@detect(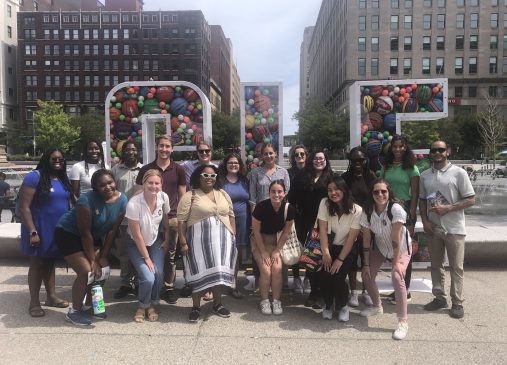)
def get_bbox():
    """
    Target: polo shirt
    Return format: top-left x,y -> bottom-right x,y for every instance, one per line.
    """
317,199 -> 362,246
136,159 -> 186,218
125,191 -> 170,246
419,162 -> 475,235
